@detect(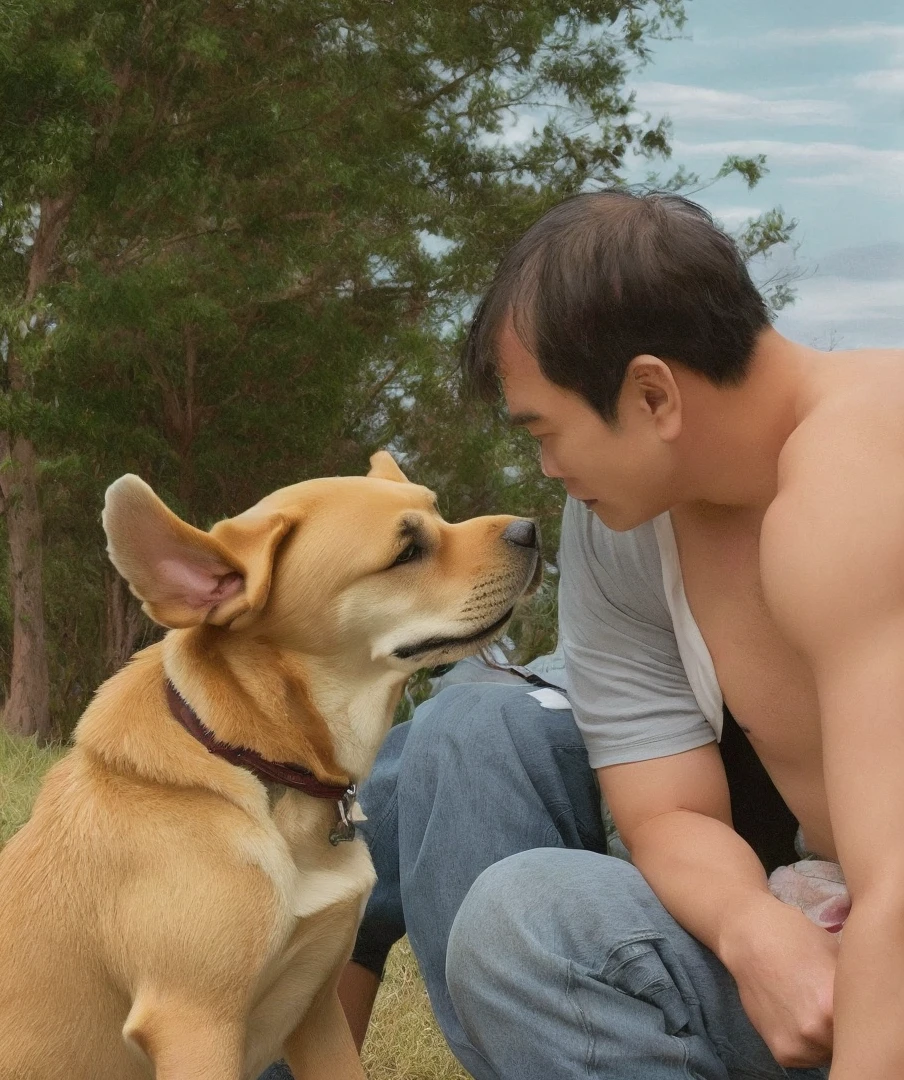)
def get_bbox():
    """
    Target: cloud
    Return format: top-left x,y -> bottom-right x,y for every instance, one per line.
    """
633,82 -> 851,125
776,275 -> 904,349
852,68 -> 904,93
674,138 -> 902,168
673,138 -> 904,197
748,23 -> 904,47
814,243 -> 904,280
773,244 -> 904,349
709,205 -> 764,227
